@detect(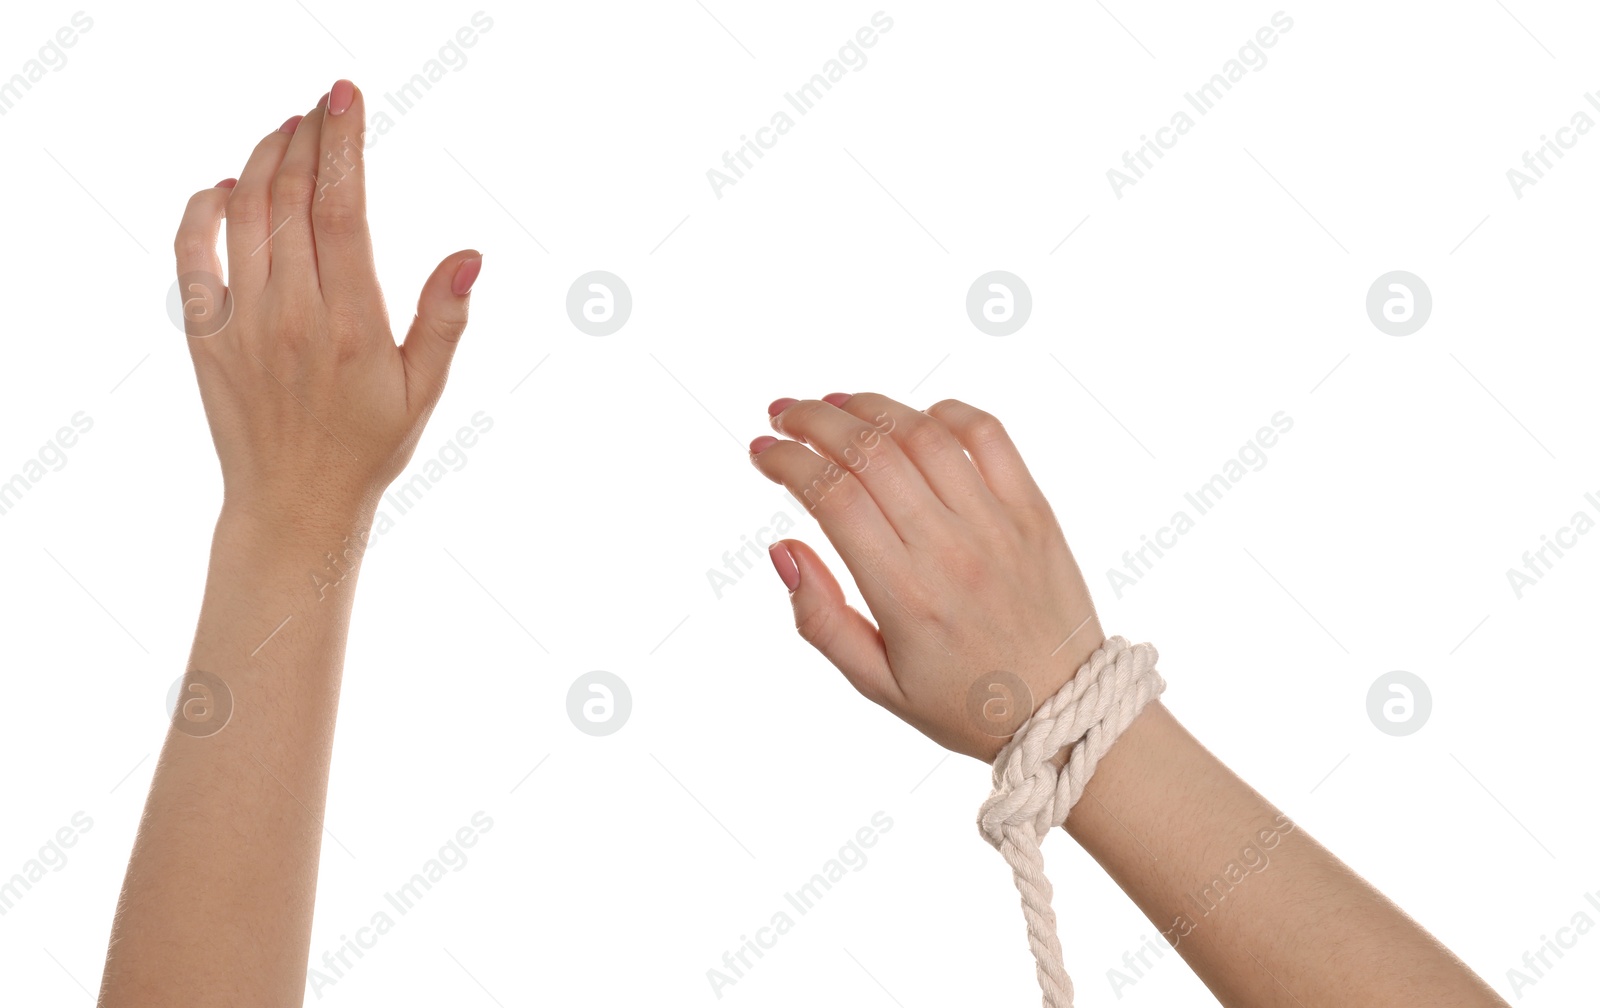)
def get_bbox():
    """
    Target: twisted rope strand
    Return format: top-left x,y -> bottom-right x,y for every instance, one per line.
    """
977,636 -> 1166,1007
